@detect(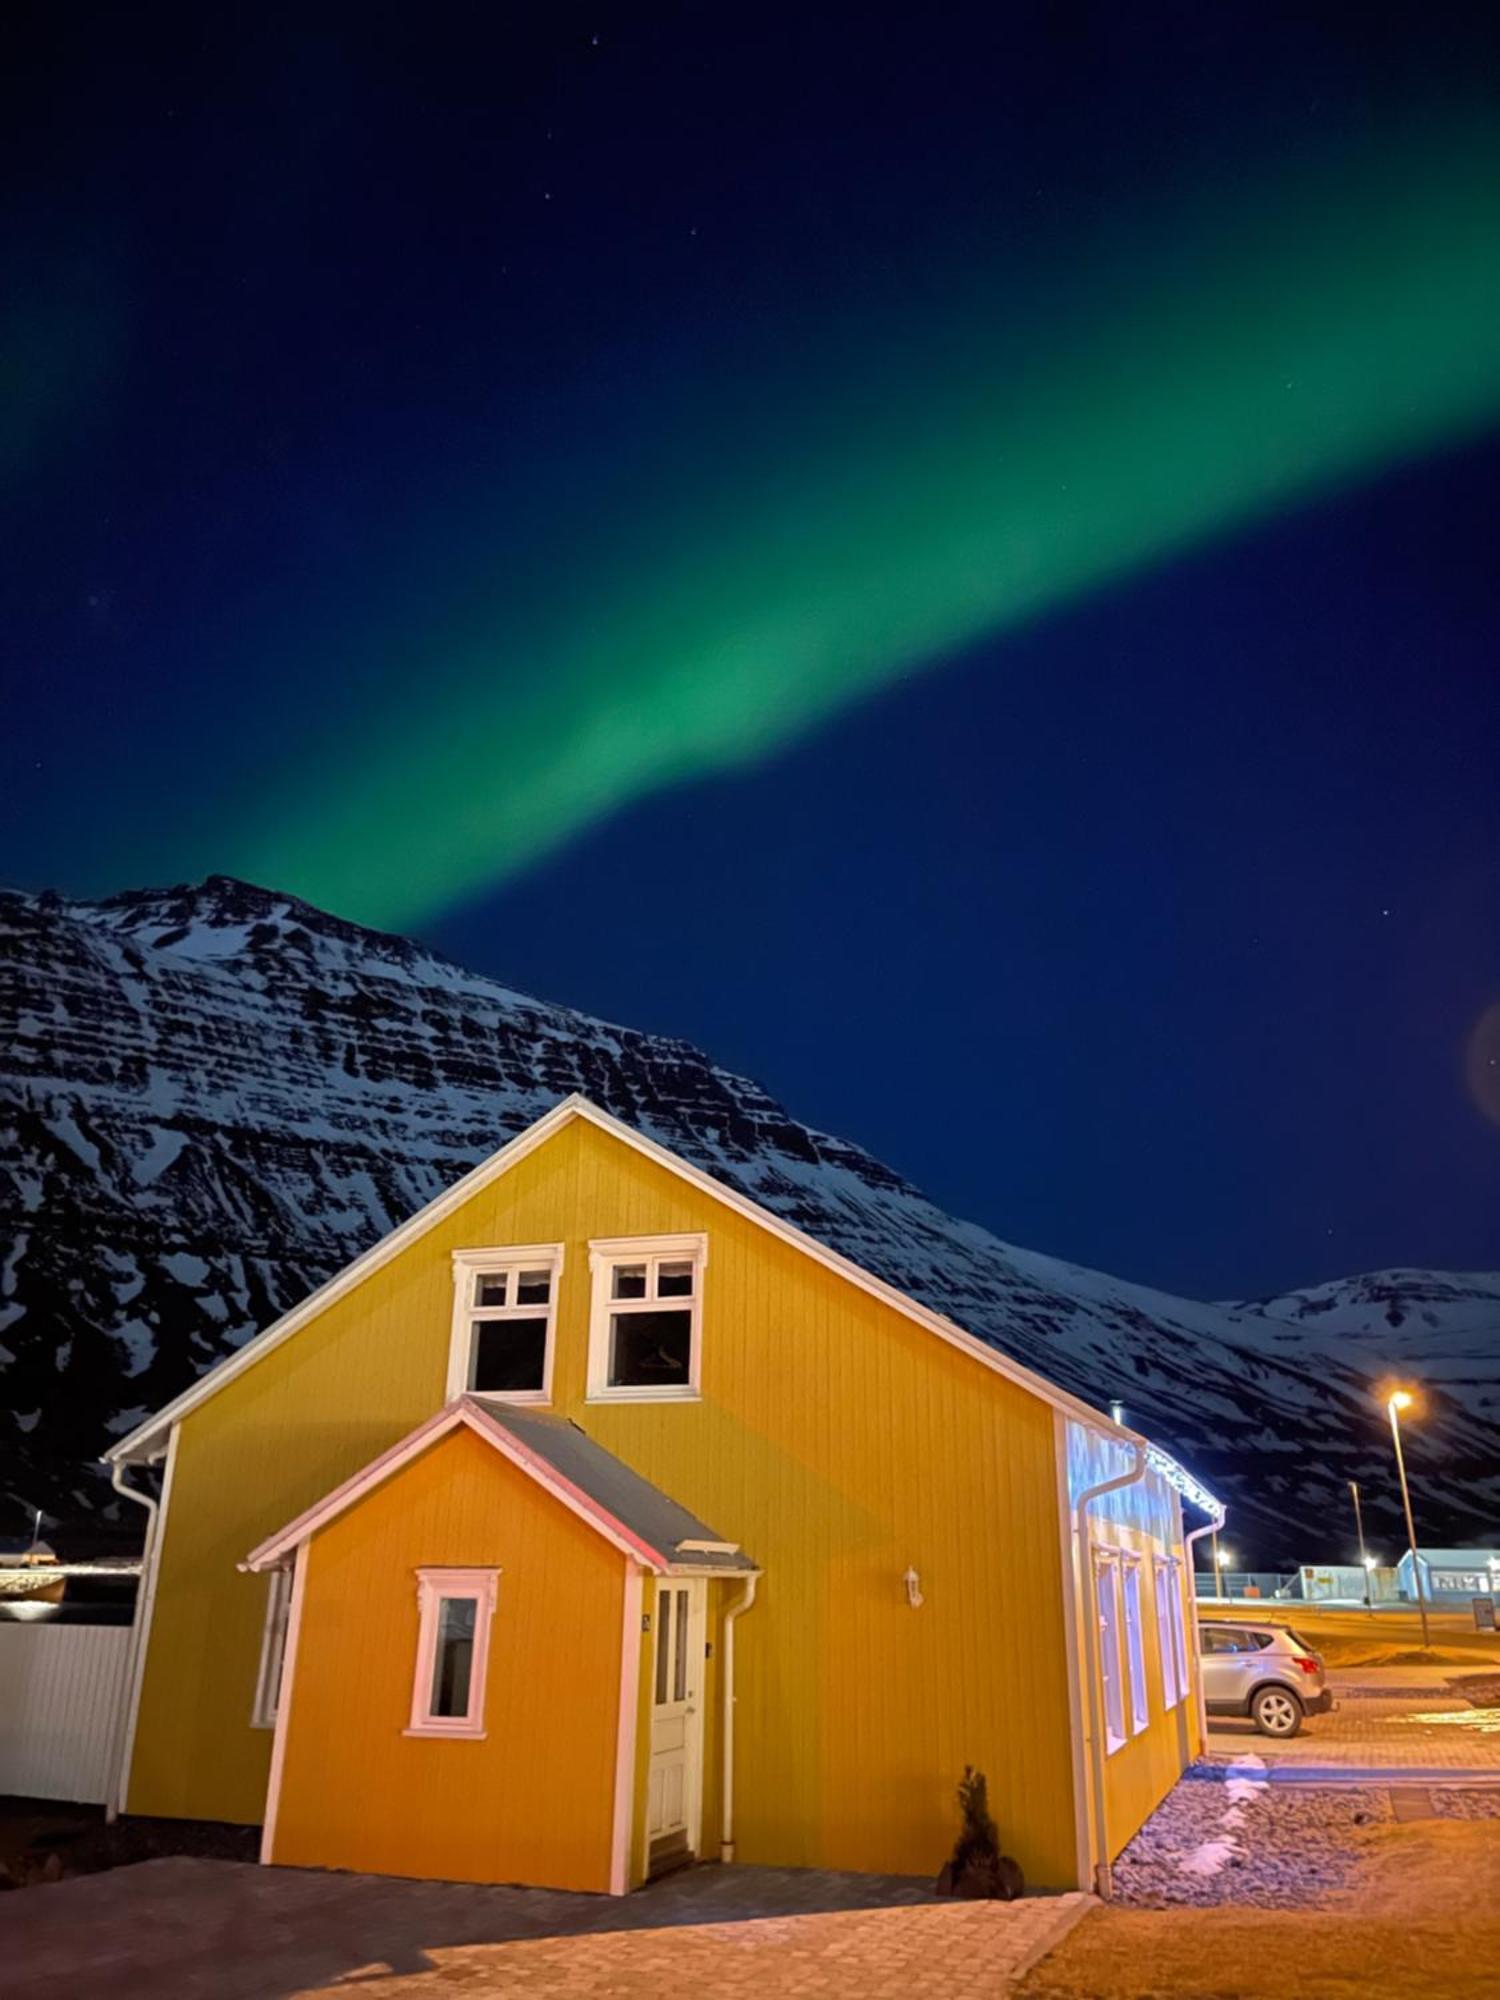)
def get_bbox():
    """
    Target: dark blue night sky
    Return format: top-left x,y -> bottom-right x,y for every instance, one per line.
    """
4,3 -> 1499,1299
